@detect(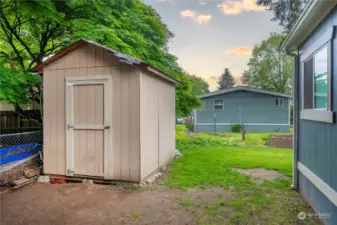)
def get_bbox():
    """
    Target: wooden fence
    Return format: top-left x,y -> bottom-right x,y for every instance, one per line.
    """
0,111 -> 42,134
